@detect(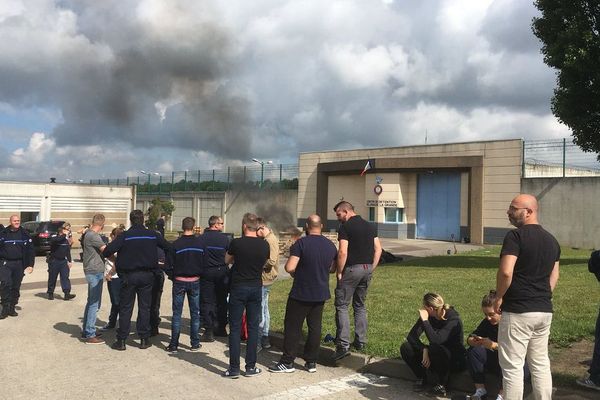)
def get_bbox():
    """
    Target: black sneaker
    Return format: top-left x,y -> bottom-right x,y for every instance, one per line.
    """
63,293 -> 76,301
576,377 -> 600,391
304,362 -> 317,373
332,346 -> 350,361
200,331 -> 215,342
223,369 -> 240,379
48,293 -> 54,300
190,344 -> 201,352
352,340 -> 365,351
111,339 -> 126,351
165,344 -> 178,353
430,384 -> 447,397
261,335 -> 271,349
268,362 -> 295,373
245,367 -> 262,377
